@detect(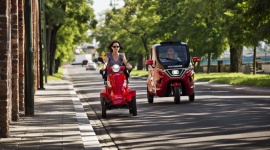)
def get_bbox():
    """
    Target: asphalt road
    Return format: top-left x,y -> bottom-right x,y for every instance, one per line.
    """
67,66 -> 270,150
